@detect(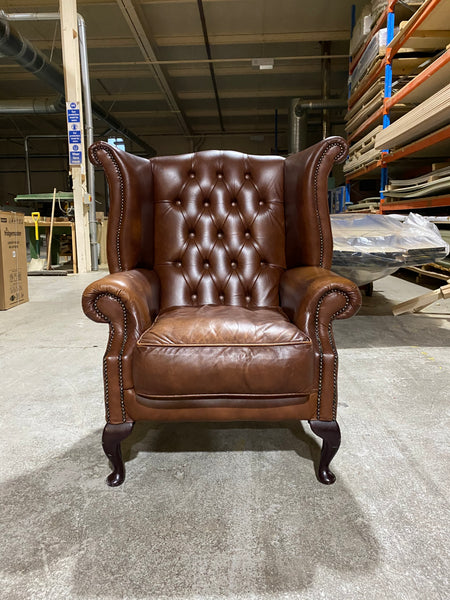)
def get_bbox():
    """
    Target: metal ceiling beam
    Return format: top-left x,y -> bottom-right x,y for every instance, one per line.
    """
27,31 -> 350,49
116,0 -> 191,136
196,0 -> 224,131
1,61 -> 349,80
154,31 -> 350,46
91,89 -> 326,101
